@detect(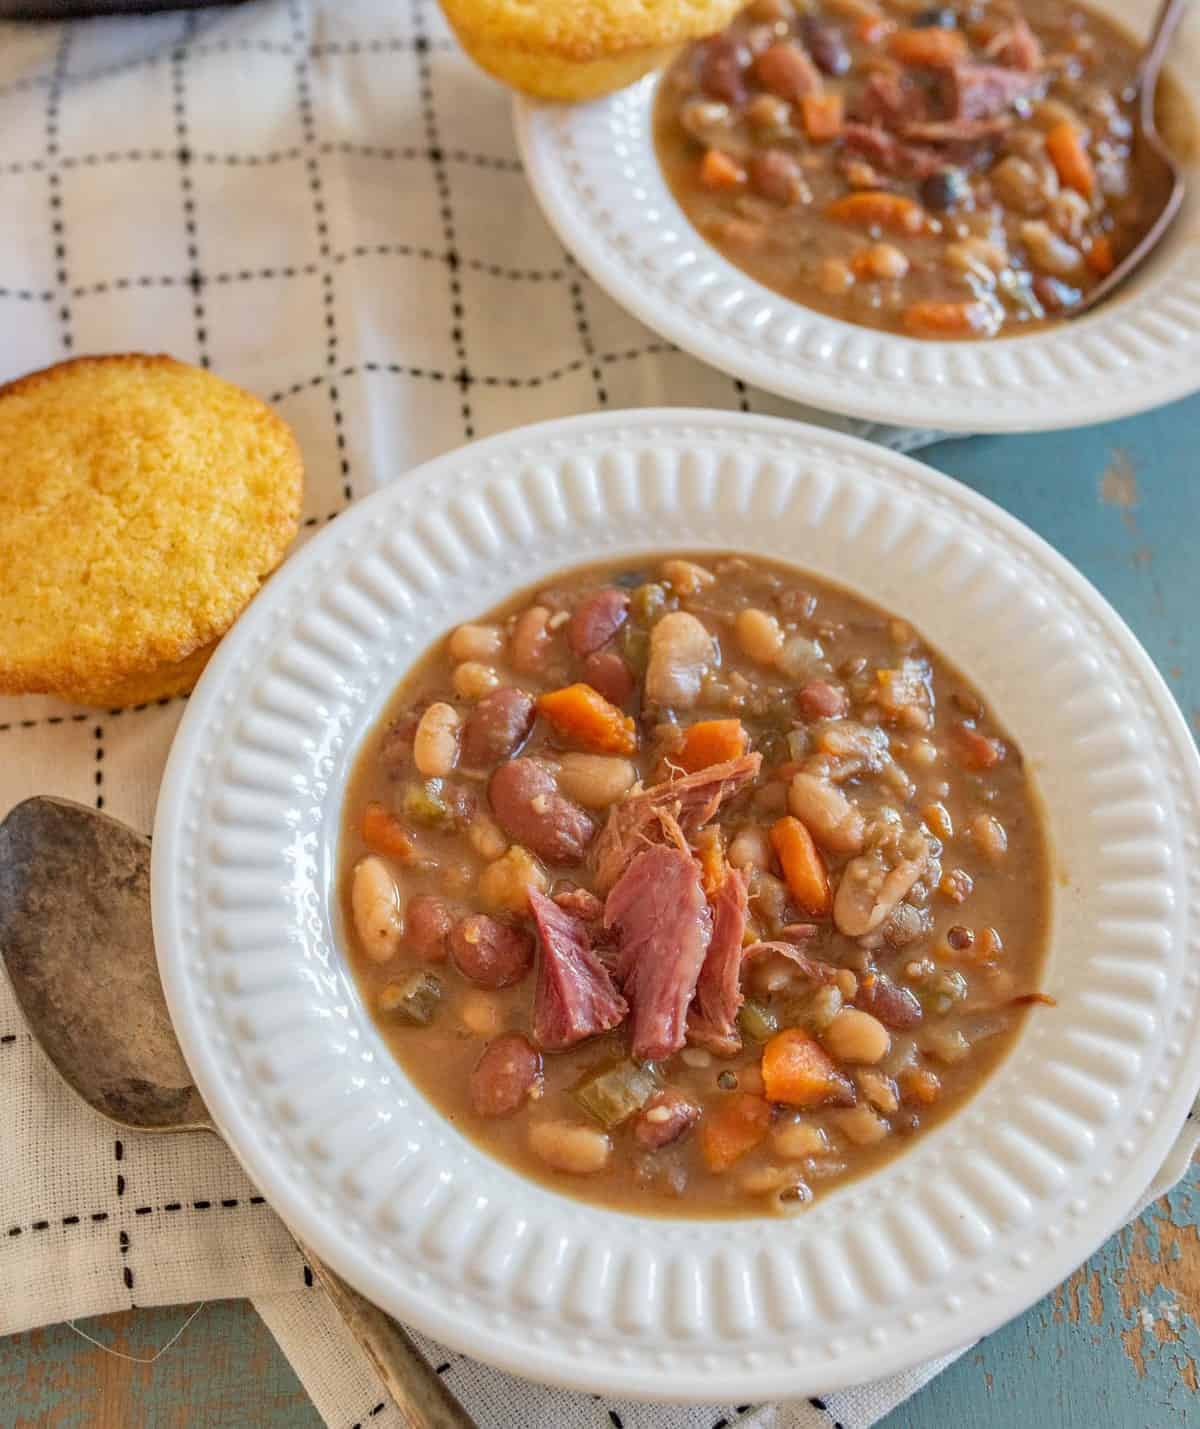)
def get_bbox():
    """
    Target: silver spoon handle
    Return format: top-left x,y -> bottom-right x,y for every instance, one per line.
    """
301,1244 -> 477,1429
1139,0 -> 1192,131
